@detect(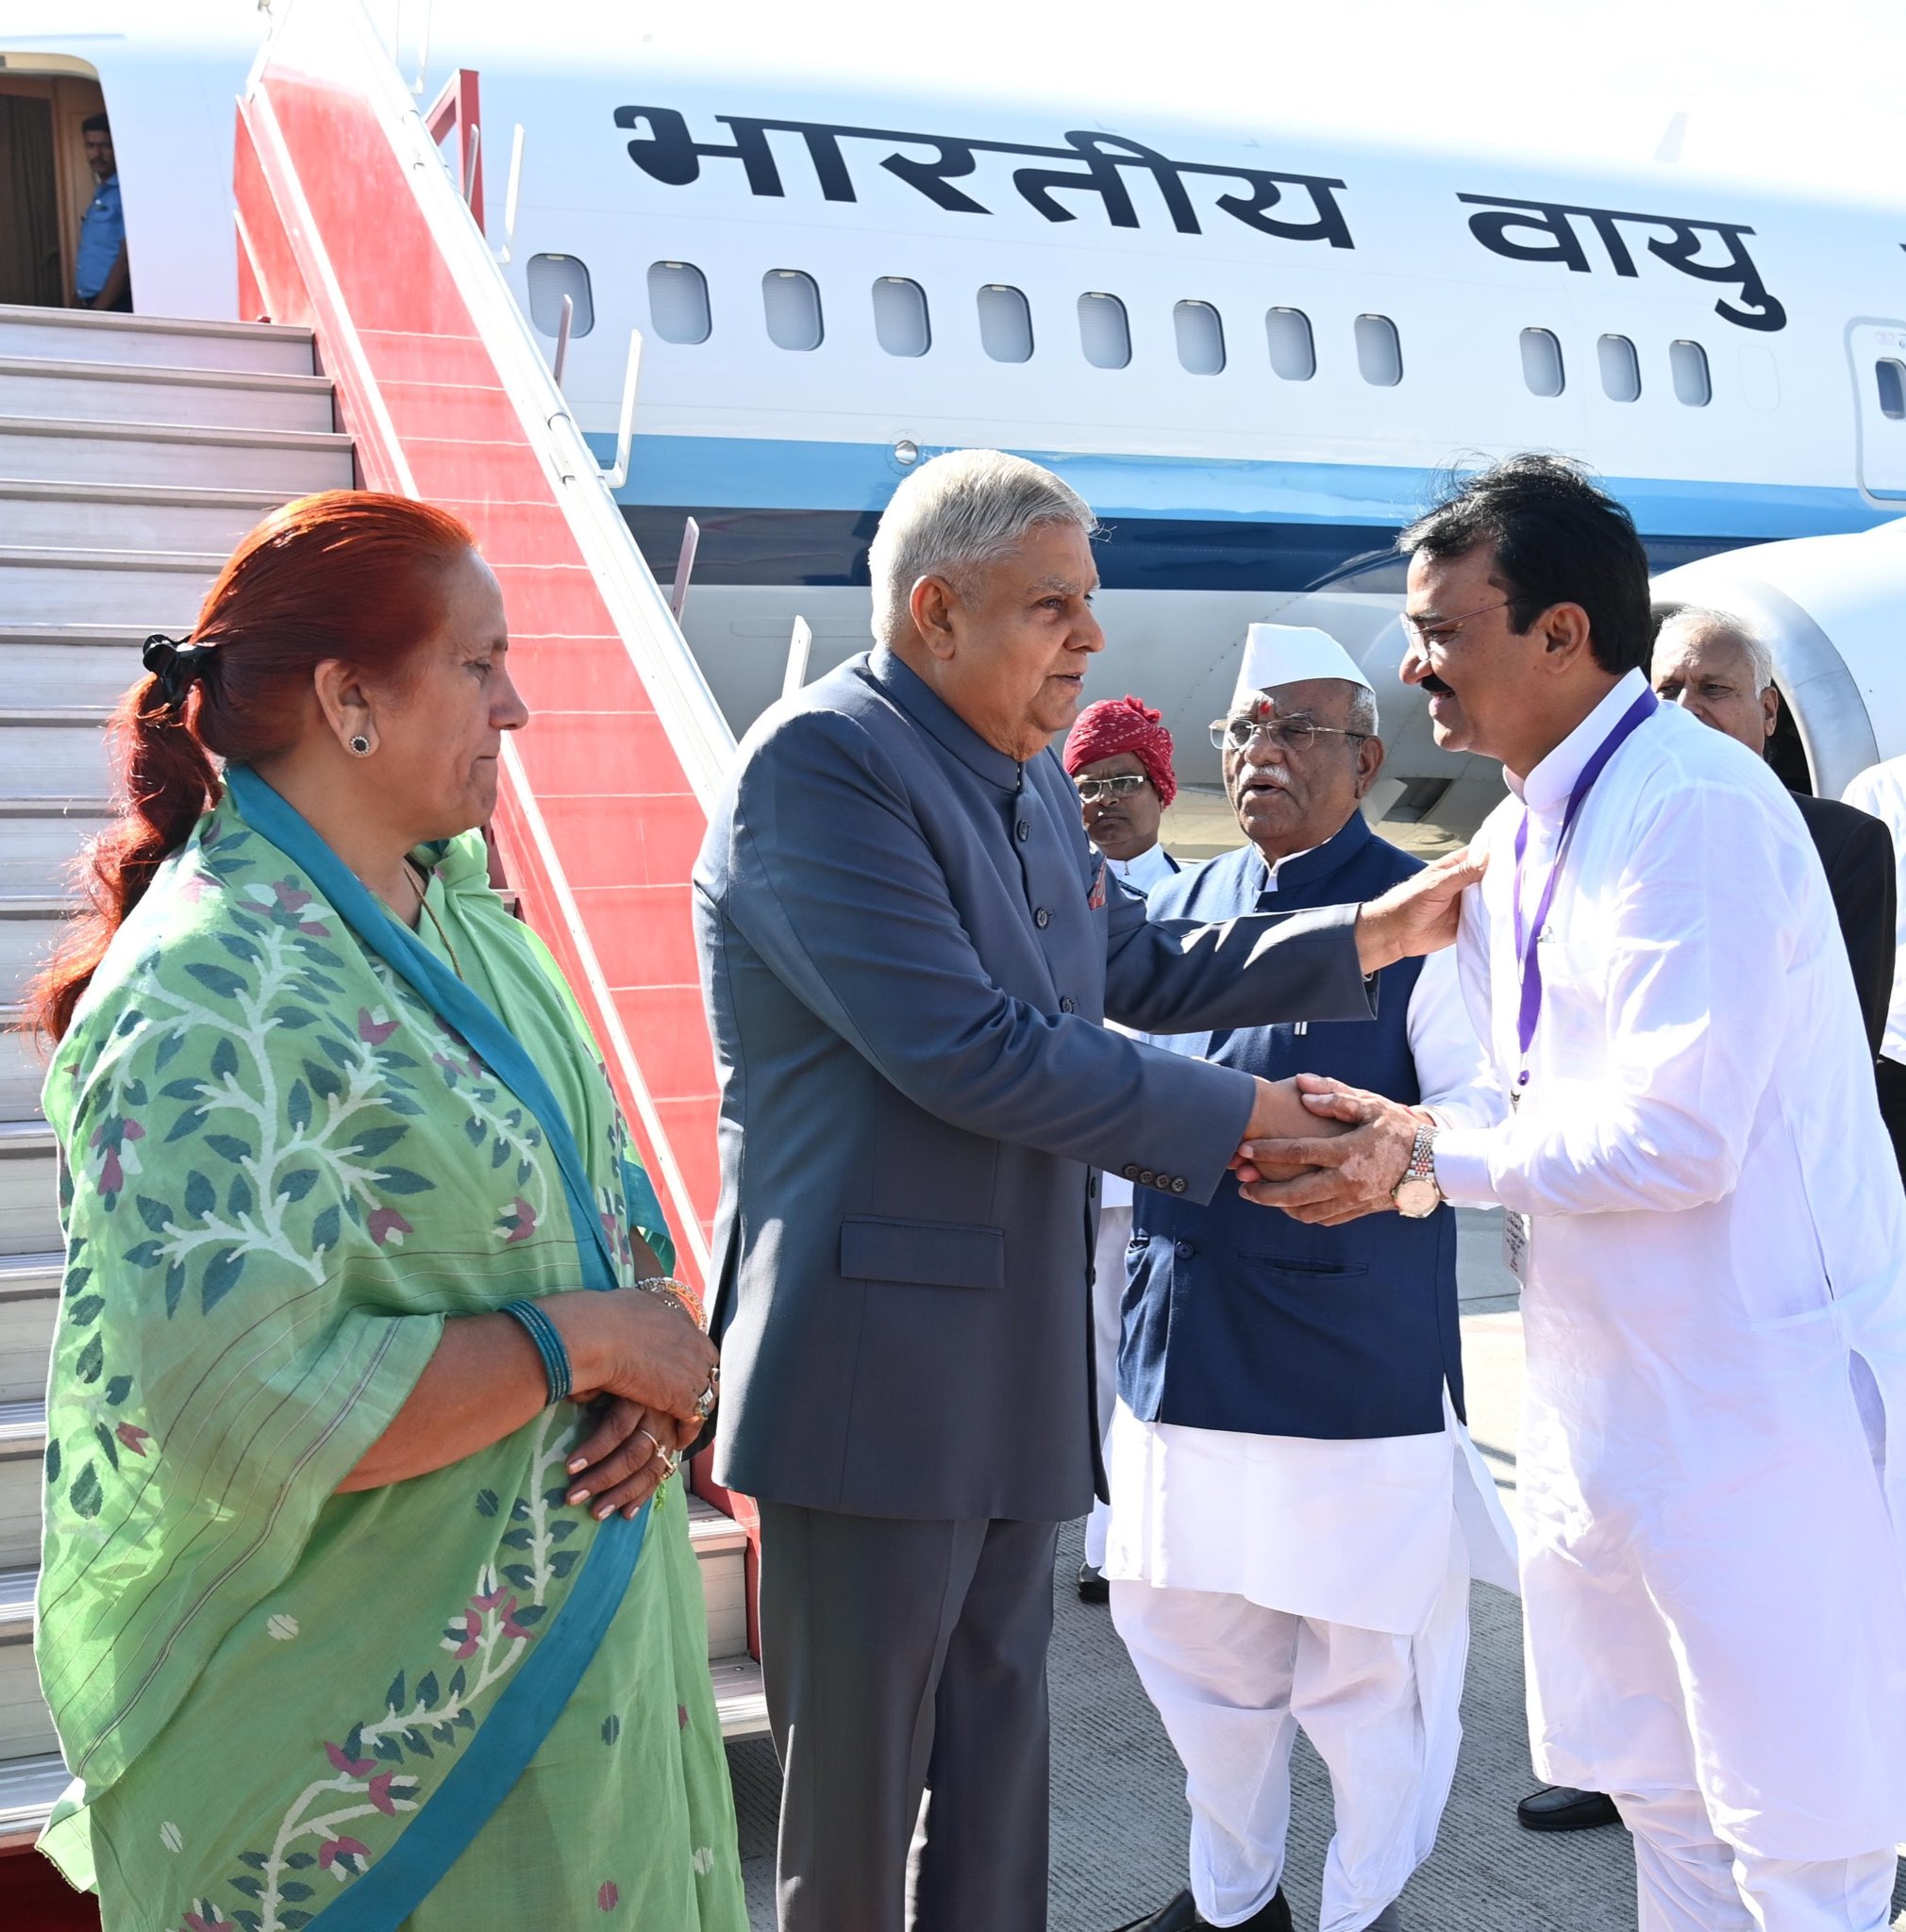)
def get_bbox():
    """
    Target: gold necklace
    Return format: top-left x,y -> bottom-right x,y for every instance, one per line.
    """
406,859 -> 464,980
